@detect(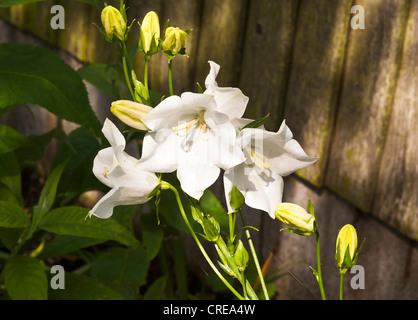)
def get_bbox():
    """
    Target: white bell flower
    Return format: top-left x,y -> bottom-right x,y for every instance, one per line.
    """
139,92 -> 245,200
89,118 -> 159,219
204,61 -> 249,121
224,121 -> 317,219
